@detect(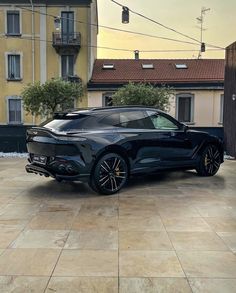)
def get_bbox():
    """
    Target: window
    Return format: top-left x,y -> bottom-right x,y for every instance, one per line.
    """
8,97 -> 22,124
103,92 -> 114,106
45,114 -> 98,131
175,64 -> 188,69
176,94 -> 194,123
100,111 -> 153,129
61,55 -> 74,78
7,10 -> 20,35
102,64 -> 115,69
142,64 -> 154,69
220,94 -> 224,124
119,111 -> 152,129
147,111 -> 178,130
7,54 -> 21,80
61,11 -> 74,43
